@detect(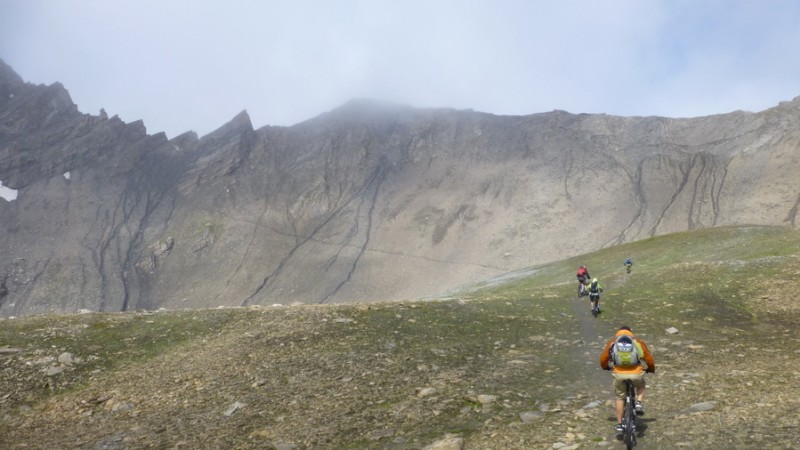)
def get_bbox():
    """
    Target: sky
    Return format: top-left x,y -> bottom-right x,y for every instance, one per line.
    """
2,0 -> 800,139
